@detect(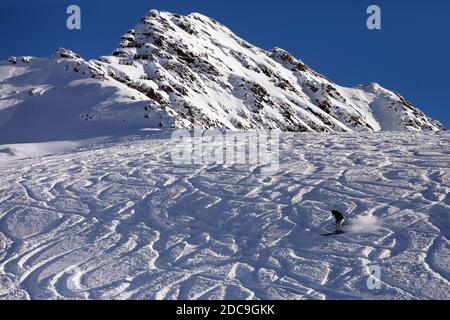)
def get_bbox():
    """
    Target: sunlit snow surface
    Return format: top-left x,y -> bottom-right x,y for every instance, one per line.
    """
0,132 -> 449,300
